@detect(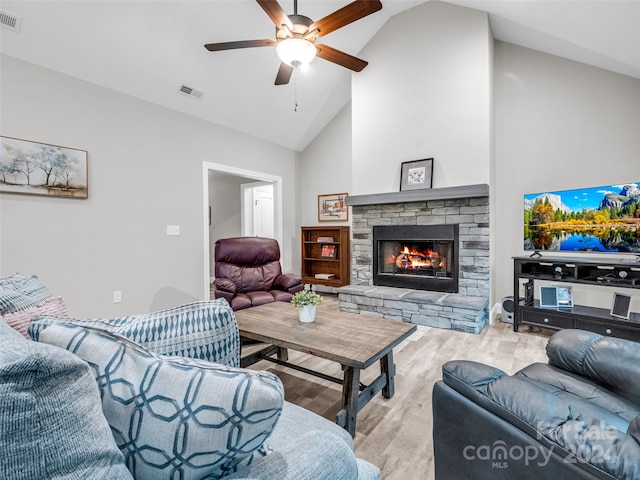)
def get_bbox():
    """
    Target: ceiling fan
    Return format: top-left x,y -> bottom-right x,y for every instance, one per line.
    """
204,0 -> 383,85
